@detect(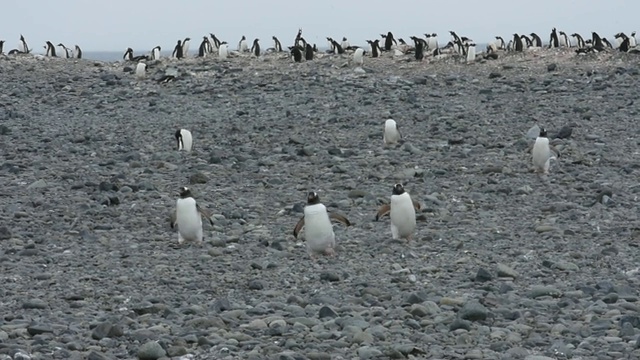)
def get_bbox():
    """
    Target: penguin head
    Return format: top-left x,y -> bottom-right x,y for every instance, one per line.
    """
179,186 -> 192,198
539,127 -> 548,137
307,191 -> 320,205
392,184 -> 405,196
